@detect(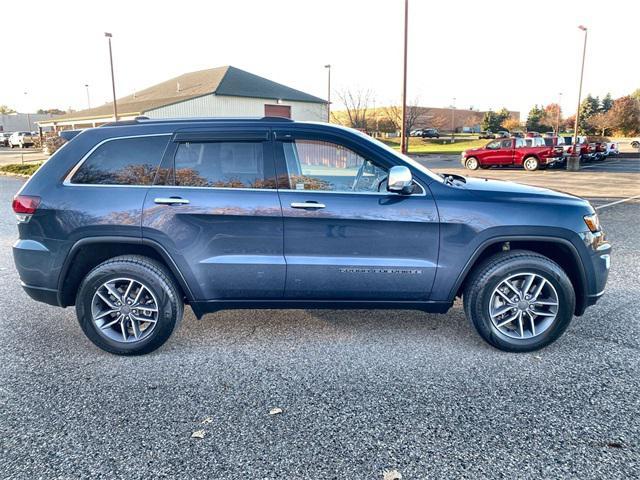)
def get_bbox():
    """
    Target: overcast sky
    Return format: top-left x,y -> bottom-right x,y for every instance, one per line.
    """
1,0 -> 637,118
